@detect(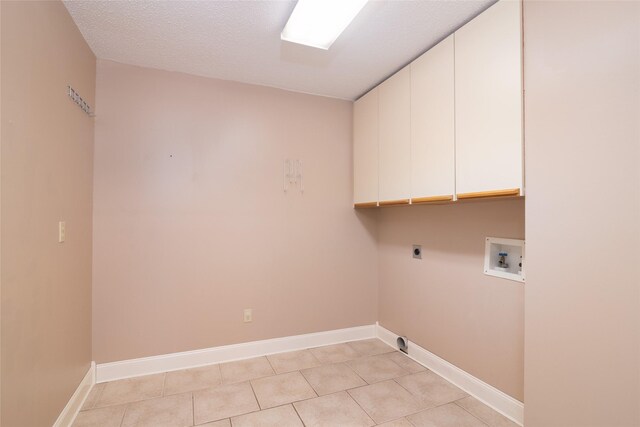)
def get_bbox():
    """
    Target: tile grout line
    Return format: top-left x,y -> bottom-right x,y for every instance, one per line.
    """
215,363 -> 222,388
338,347 -> 403,423
247,378 -> 263,410
195,362 -> 320,421
95,383 -> 106,410
390,367 -> 473,415
384,351 -> 413,374
342,387 -> 377,425
263,355 -> 277,376
453,398 -> 493,427
89,374 -> 185,417
343,359 -> 370,387
118,403 -> 127,427
85,383 -> 106,412
406,398 -> 488,422
290,400 -> 308,427
406,416 -> 418,427
227,401 -> 308,427
392,377 -> 459,417
161,372 -> 168,397
296,369 -> 319,399
344,341 -> 365,357
93,380 -> 114,409
298,362 -> 350,396
191,392 -> 195,427
247,371 -> 318,412
202,382 -> 264,424
193,417 -> 230,427
348,370 -> 463,423
392,374 -> 420,396
305,349 -> 322,367
291,388 -> 376,426
90,395 -> 163,411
